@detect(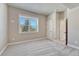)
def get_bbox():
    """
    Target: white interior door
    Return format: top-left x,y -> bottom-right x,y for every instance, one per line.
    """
60,18 -> 66,41
60,11 -> 67,43
56,11 -> 66,43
